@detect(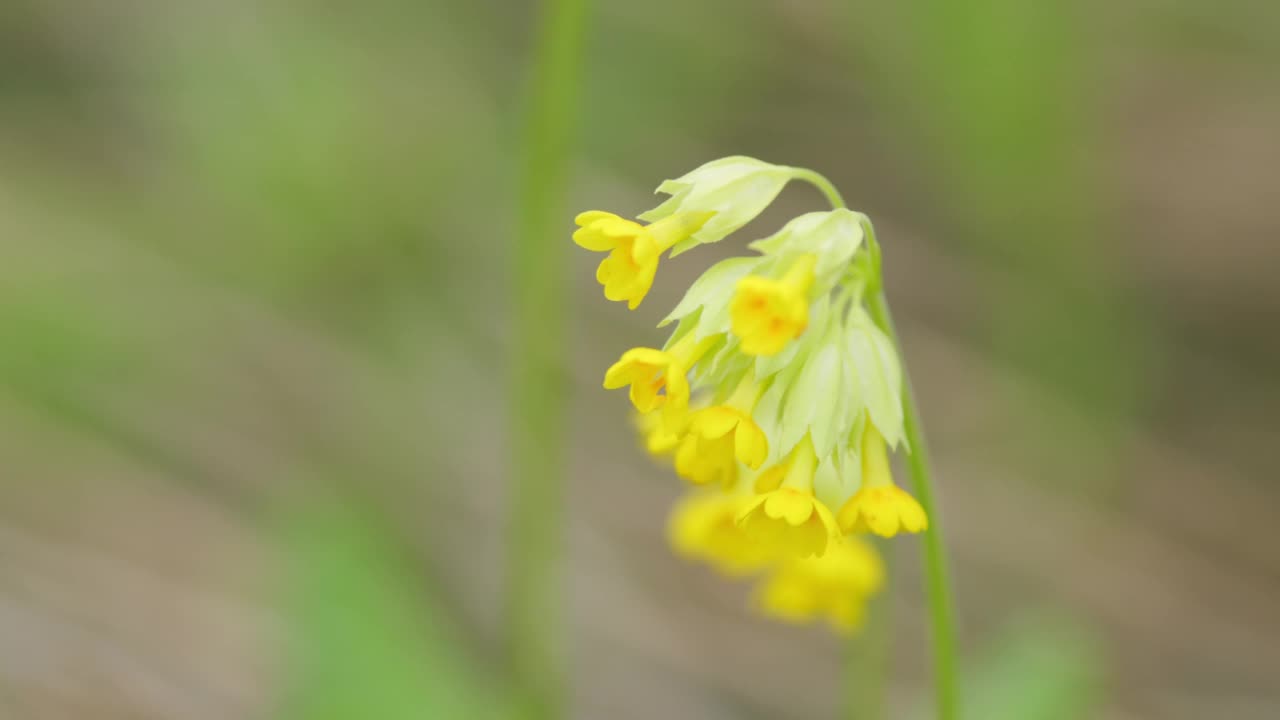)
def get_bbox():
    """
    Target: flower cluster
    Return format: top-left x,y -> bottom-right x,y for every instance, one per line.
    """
575,157 -> 927,634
